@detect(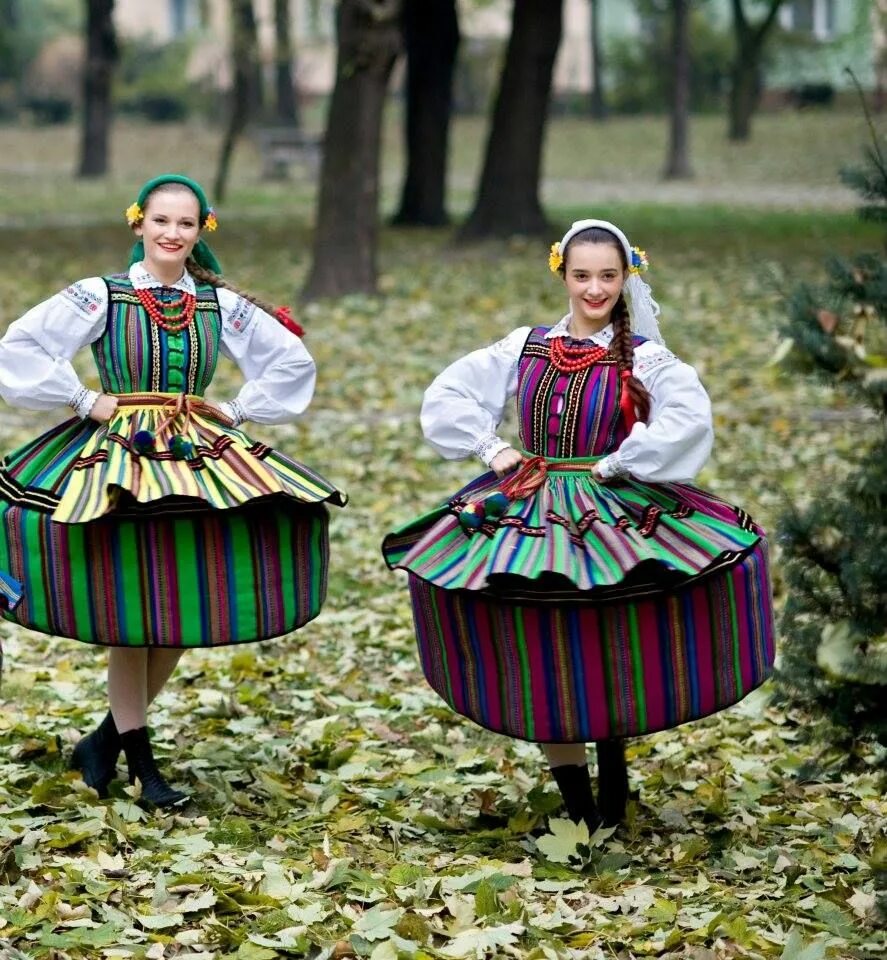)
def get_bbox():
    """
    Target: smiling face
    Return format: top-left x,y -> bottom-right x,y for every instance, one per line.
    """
133,187 -> 201,282
562,240 -> 627,333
